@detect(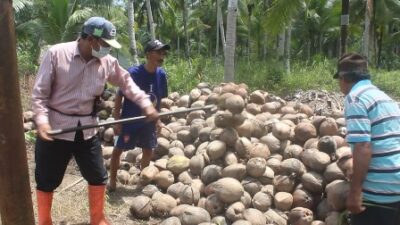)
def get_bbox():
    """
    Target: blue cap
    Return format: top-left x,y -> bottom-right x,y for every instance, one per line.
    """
82,17 -> 121,49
